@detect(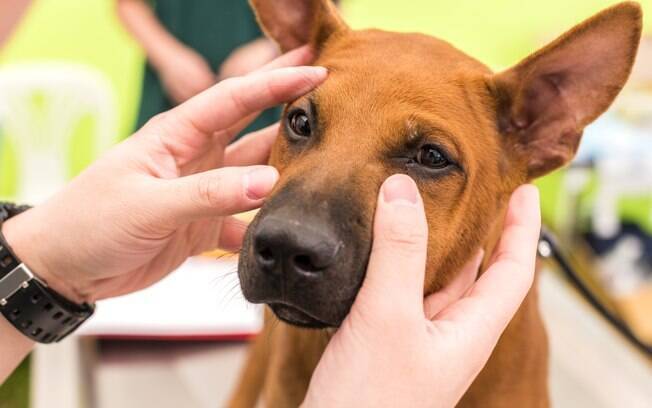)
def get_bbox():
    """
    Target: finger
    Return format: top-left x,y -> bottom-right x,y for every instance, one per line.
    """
436,185 -> 540,334
353,174 -> 428,321
424,250 -> 483,320
467,185 -> 540,319
210,46 -> 315,142
159,165 -> 279,222
255,45 -> 315,72
213,112 -> 275,154
218,216 -> 250,252
174,66 -> 327,139
214,112 -> 262,145
223,123 -> 279,166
